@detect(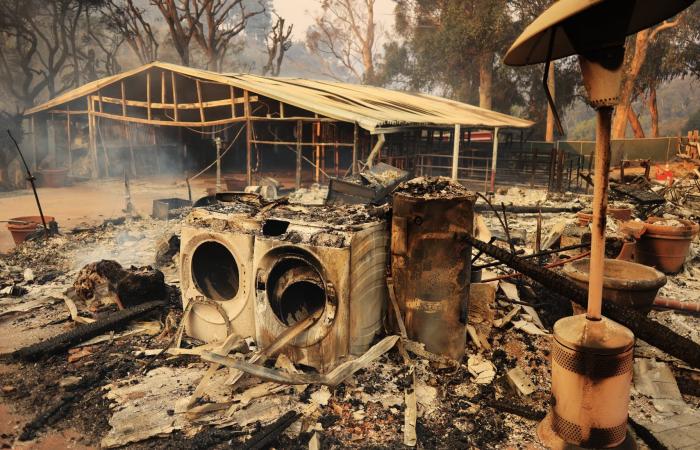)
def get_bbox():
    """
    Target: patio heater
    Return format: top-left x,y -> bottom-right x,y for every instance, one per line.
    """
504,1 -> 695,448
